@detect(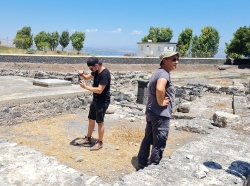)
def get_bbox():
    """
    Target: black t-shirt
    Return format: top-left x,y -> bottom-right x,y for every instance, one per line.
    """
91,68 -> 111,104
